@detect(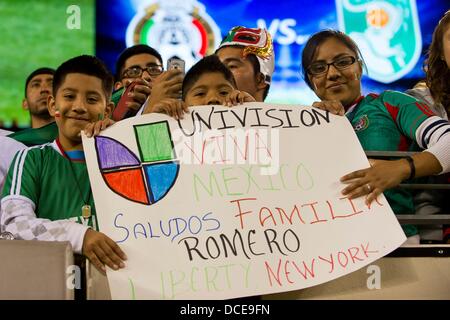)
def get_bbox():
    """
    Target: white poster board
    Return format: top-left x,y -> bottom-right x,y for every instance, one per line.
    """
83,102 -> 406,299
